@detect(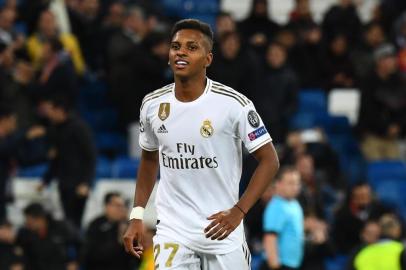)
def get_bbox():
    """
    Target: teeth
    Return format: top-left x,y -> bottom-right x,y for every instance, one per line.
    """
176,60 -> 188,65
